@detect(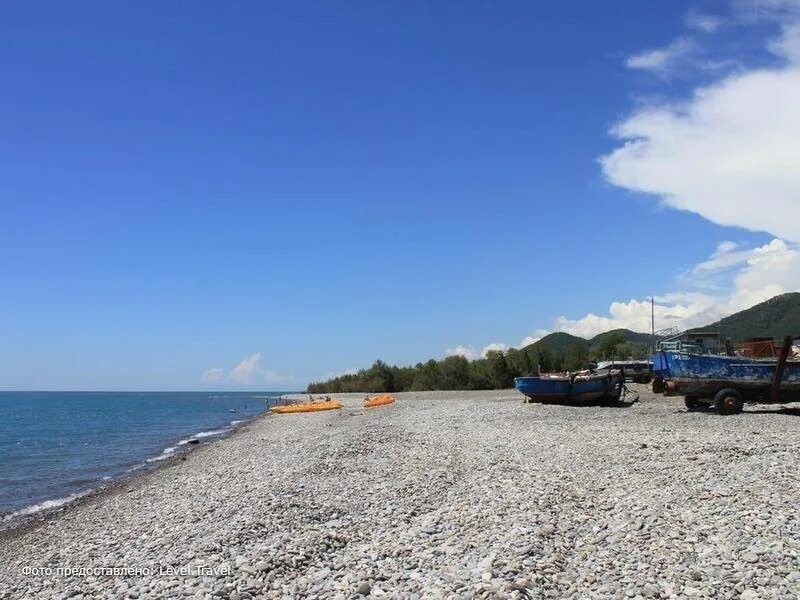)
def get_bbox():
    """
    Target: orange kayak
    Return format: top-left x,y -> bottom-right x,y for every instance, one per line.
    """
364,394 -> 395,408
270,400 -> 343,414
